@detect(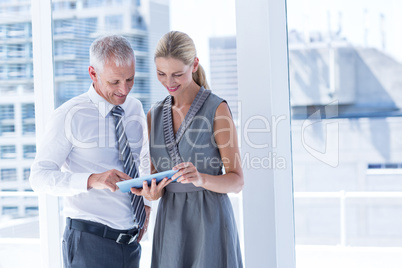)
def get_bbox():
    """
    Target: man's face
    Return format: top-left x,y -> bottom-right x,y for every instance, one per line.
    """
89,59 -> 135,105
